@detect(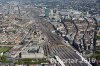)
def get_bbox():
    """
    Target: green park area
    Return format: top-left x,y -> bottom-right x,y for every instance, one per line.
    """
0,55 -> 12,63
96,35 -> 100,39
0,47 -> 11,53
0,47 -> 12,63
90,51 -> 100,60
